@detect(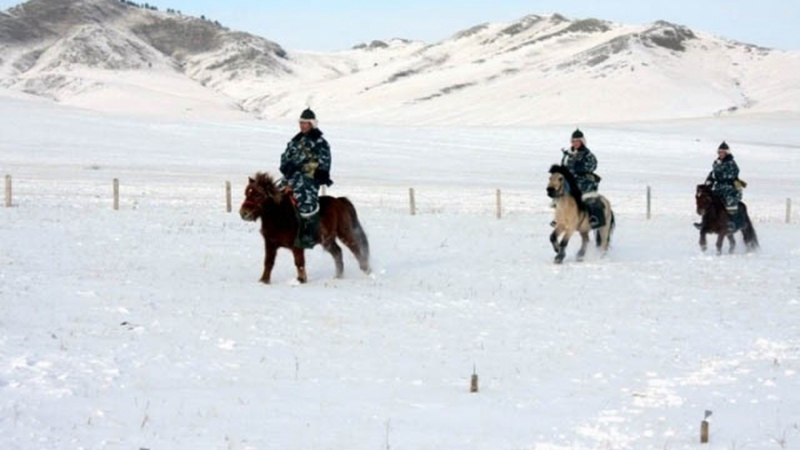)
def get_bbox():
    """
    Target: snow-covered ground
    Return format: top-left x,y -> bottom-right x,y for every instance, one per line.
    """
1,97 -> 799,449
